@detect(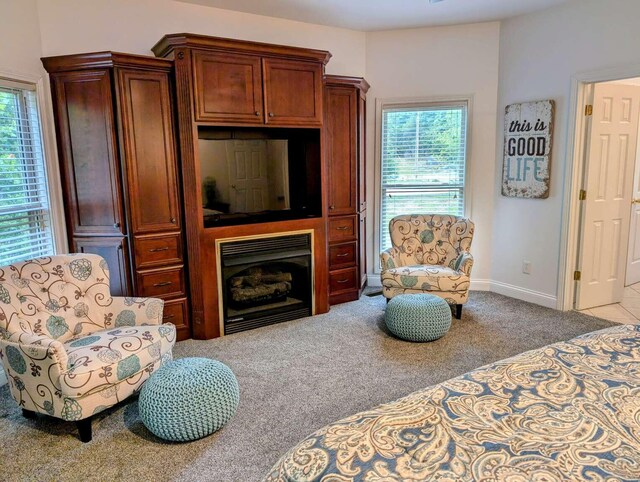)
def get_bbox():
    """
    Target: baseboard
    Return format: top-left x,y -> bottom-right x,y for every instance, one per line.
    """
470,279 -> 491,291
489,280 -> 557,308
367,274 -> 382,287
365,274 -> 556,308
